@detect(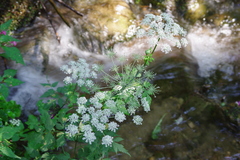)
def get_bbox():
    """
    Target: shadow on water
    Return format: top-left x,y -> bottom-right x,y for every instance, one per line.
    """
114,54 -> 240,160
